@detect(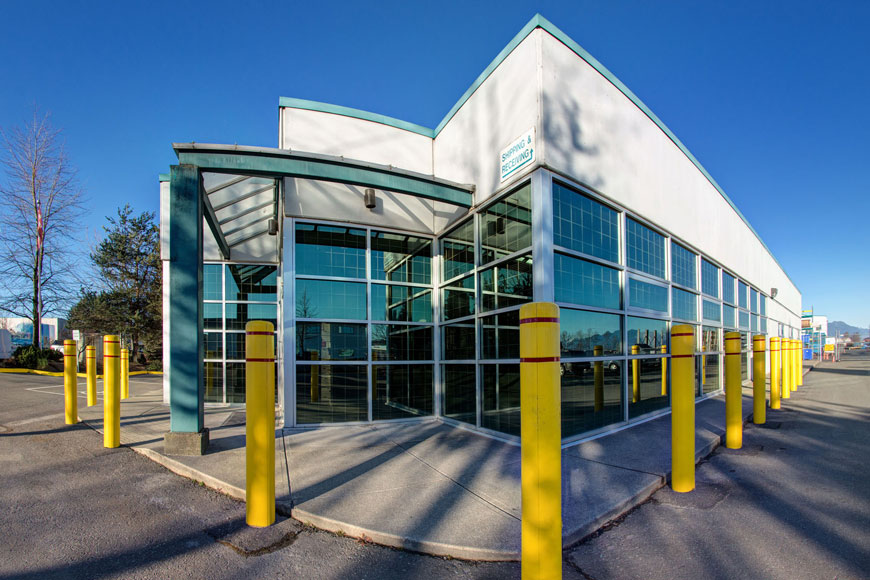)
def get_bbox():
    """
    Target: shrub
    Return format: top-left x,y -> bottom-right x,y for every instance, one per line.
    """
12,346 -> 52,369
146,360 -> 163,372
